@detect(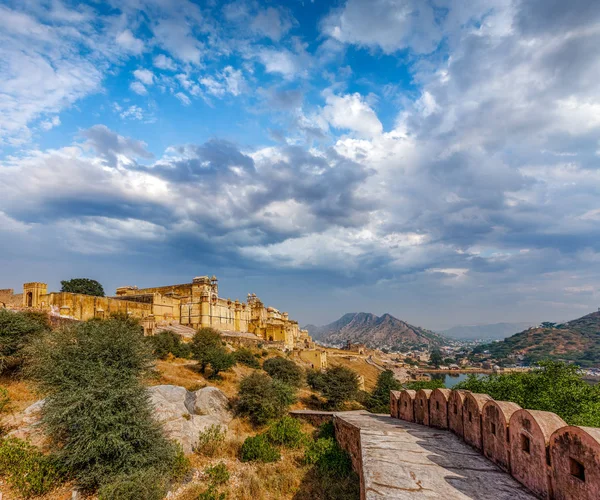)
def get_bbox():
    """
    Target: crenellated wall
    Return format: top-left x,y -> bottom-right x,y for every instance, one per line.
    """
391,389 -> 600,500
